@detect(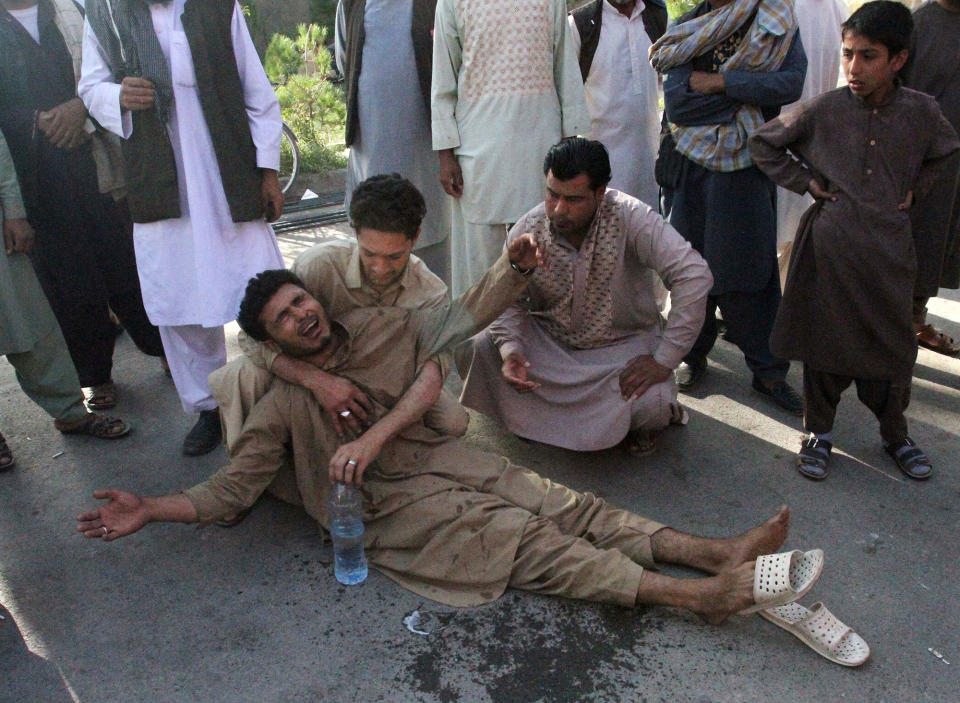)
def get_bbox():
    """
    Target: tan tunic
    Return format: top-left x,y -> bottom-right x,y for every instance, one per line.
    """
189,253 -> 665,606
240,239 -> 449,372
749,87 -> 960,379
215,240 -> 463,452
